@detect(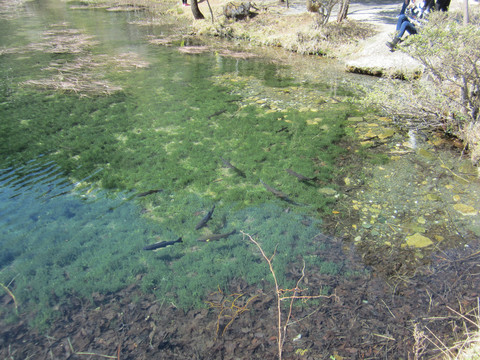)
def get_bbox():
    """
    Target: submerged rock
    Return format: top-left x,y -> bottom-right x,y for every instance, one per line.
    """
405,233 -> 433,248
453,204 -> 478,216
